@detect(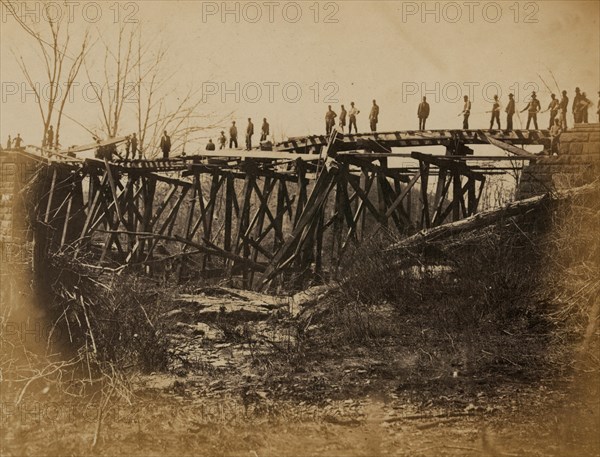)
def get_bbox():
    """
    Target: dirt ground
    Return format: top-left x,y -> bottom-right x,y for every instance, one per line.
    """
2,308 -> 599,457
2,370 -> 598,457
